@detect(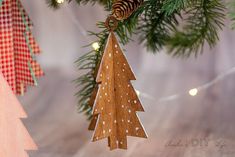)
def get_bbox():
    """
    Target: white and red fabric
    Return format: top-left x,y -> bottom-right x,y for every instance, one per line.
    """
0,0 -> 43,95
